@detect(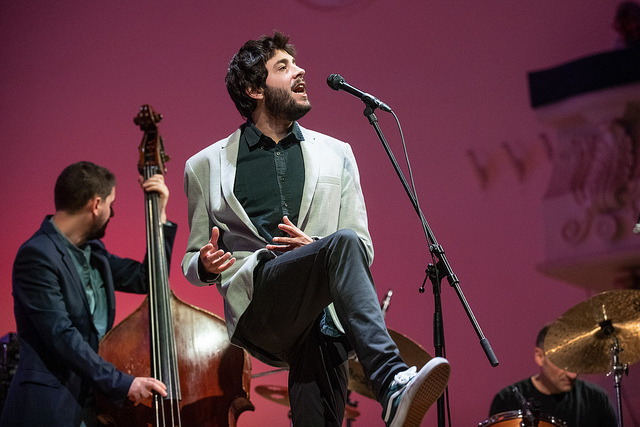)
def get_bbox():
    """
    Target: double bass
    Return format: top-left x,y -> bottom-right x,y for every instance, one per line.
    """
97,105 -> 254,426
